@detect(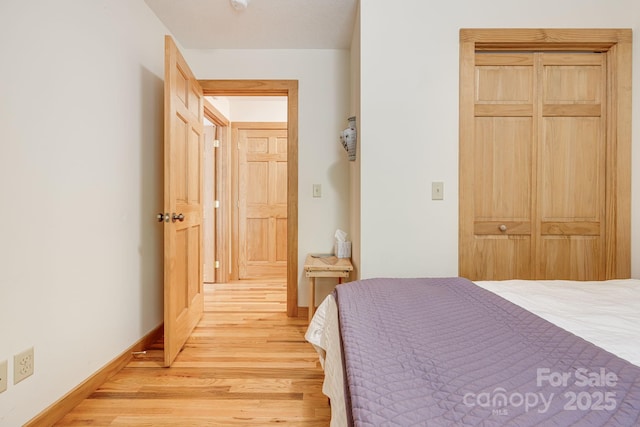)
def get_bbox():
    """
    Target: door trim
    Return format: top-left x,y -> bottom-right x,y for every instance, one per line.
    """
459,28 -> 632,279
199,80 -> 299,317
203,99 -> 230,283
